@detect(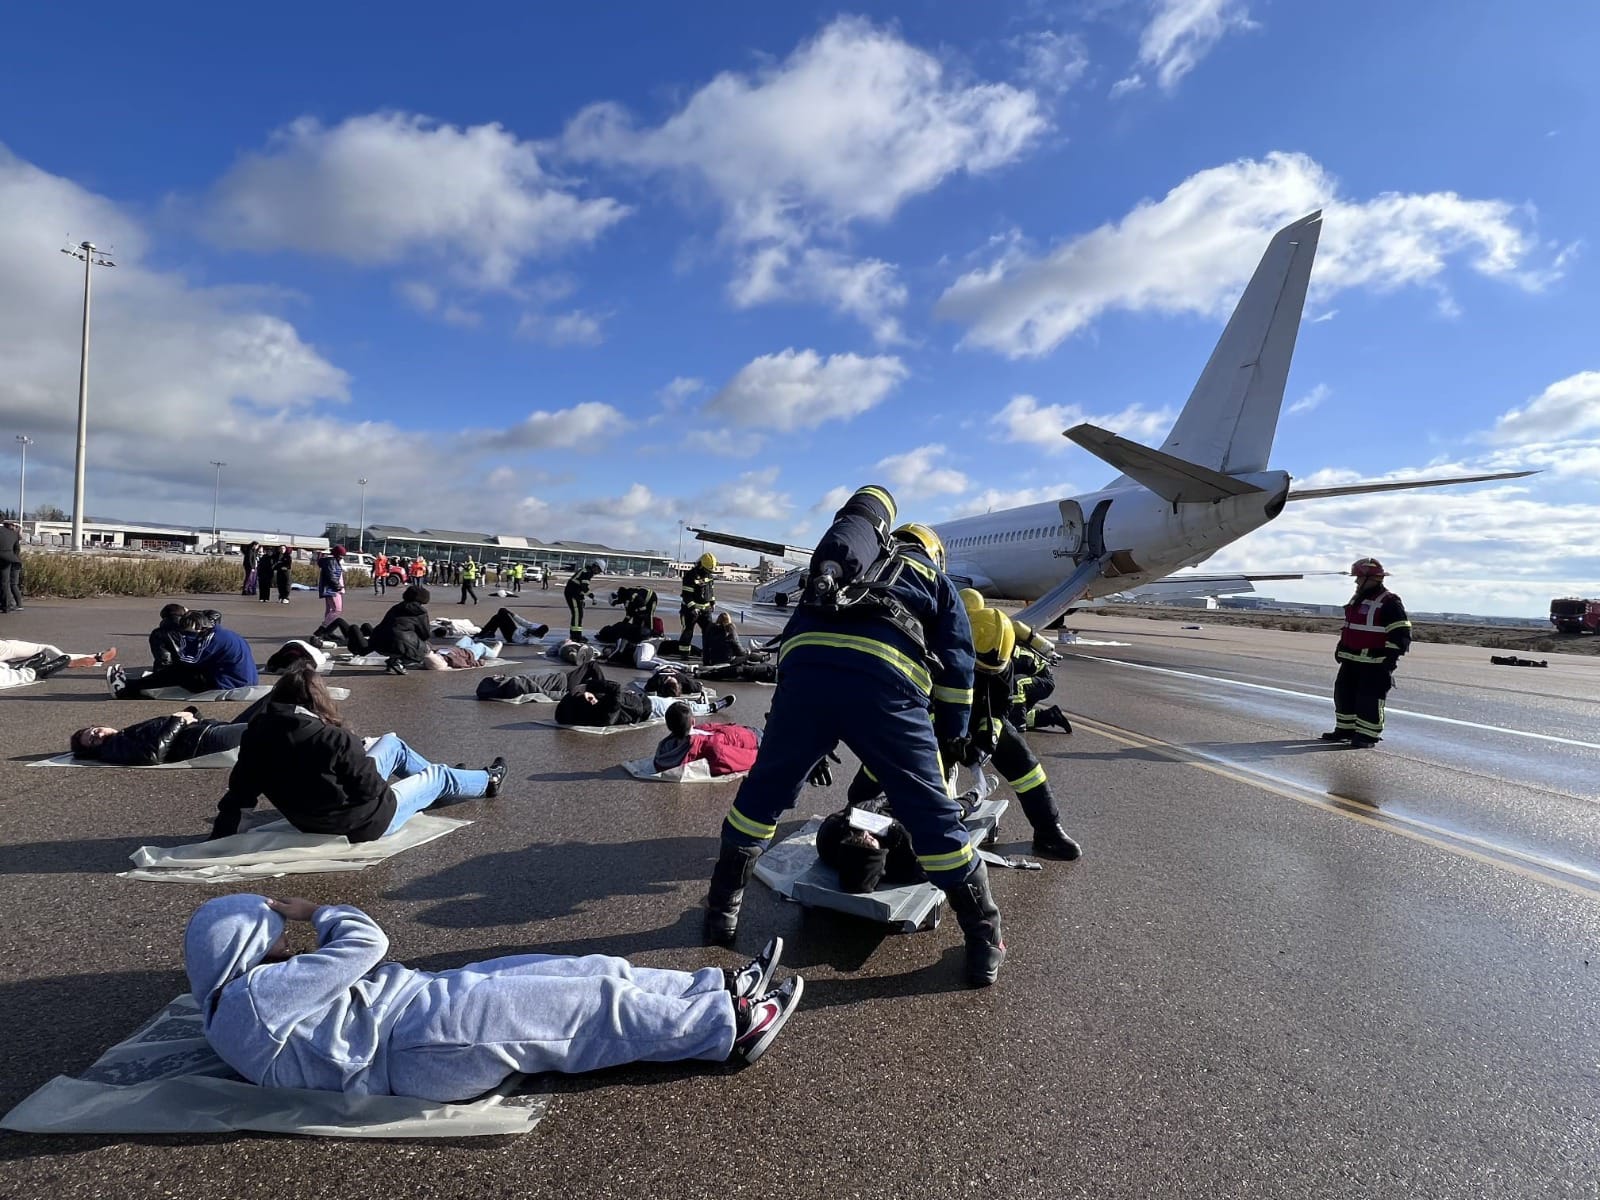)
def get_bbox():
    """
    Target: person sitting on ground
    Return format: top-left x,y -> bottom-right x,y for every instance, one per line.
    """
475,608 -> 550,645
0,639 -> 116,690
150,603 -> 189,669
184,897 -> 803,1102
700,611 -> 744,668
109,611 -> 258,699
69,695 -> 271,765
315,585 -> 432,675
207,664 -> 507,841
651,702 -> 763,776
553,661 -> 733,727
815,796 -> 924,894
